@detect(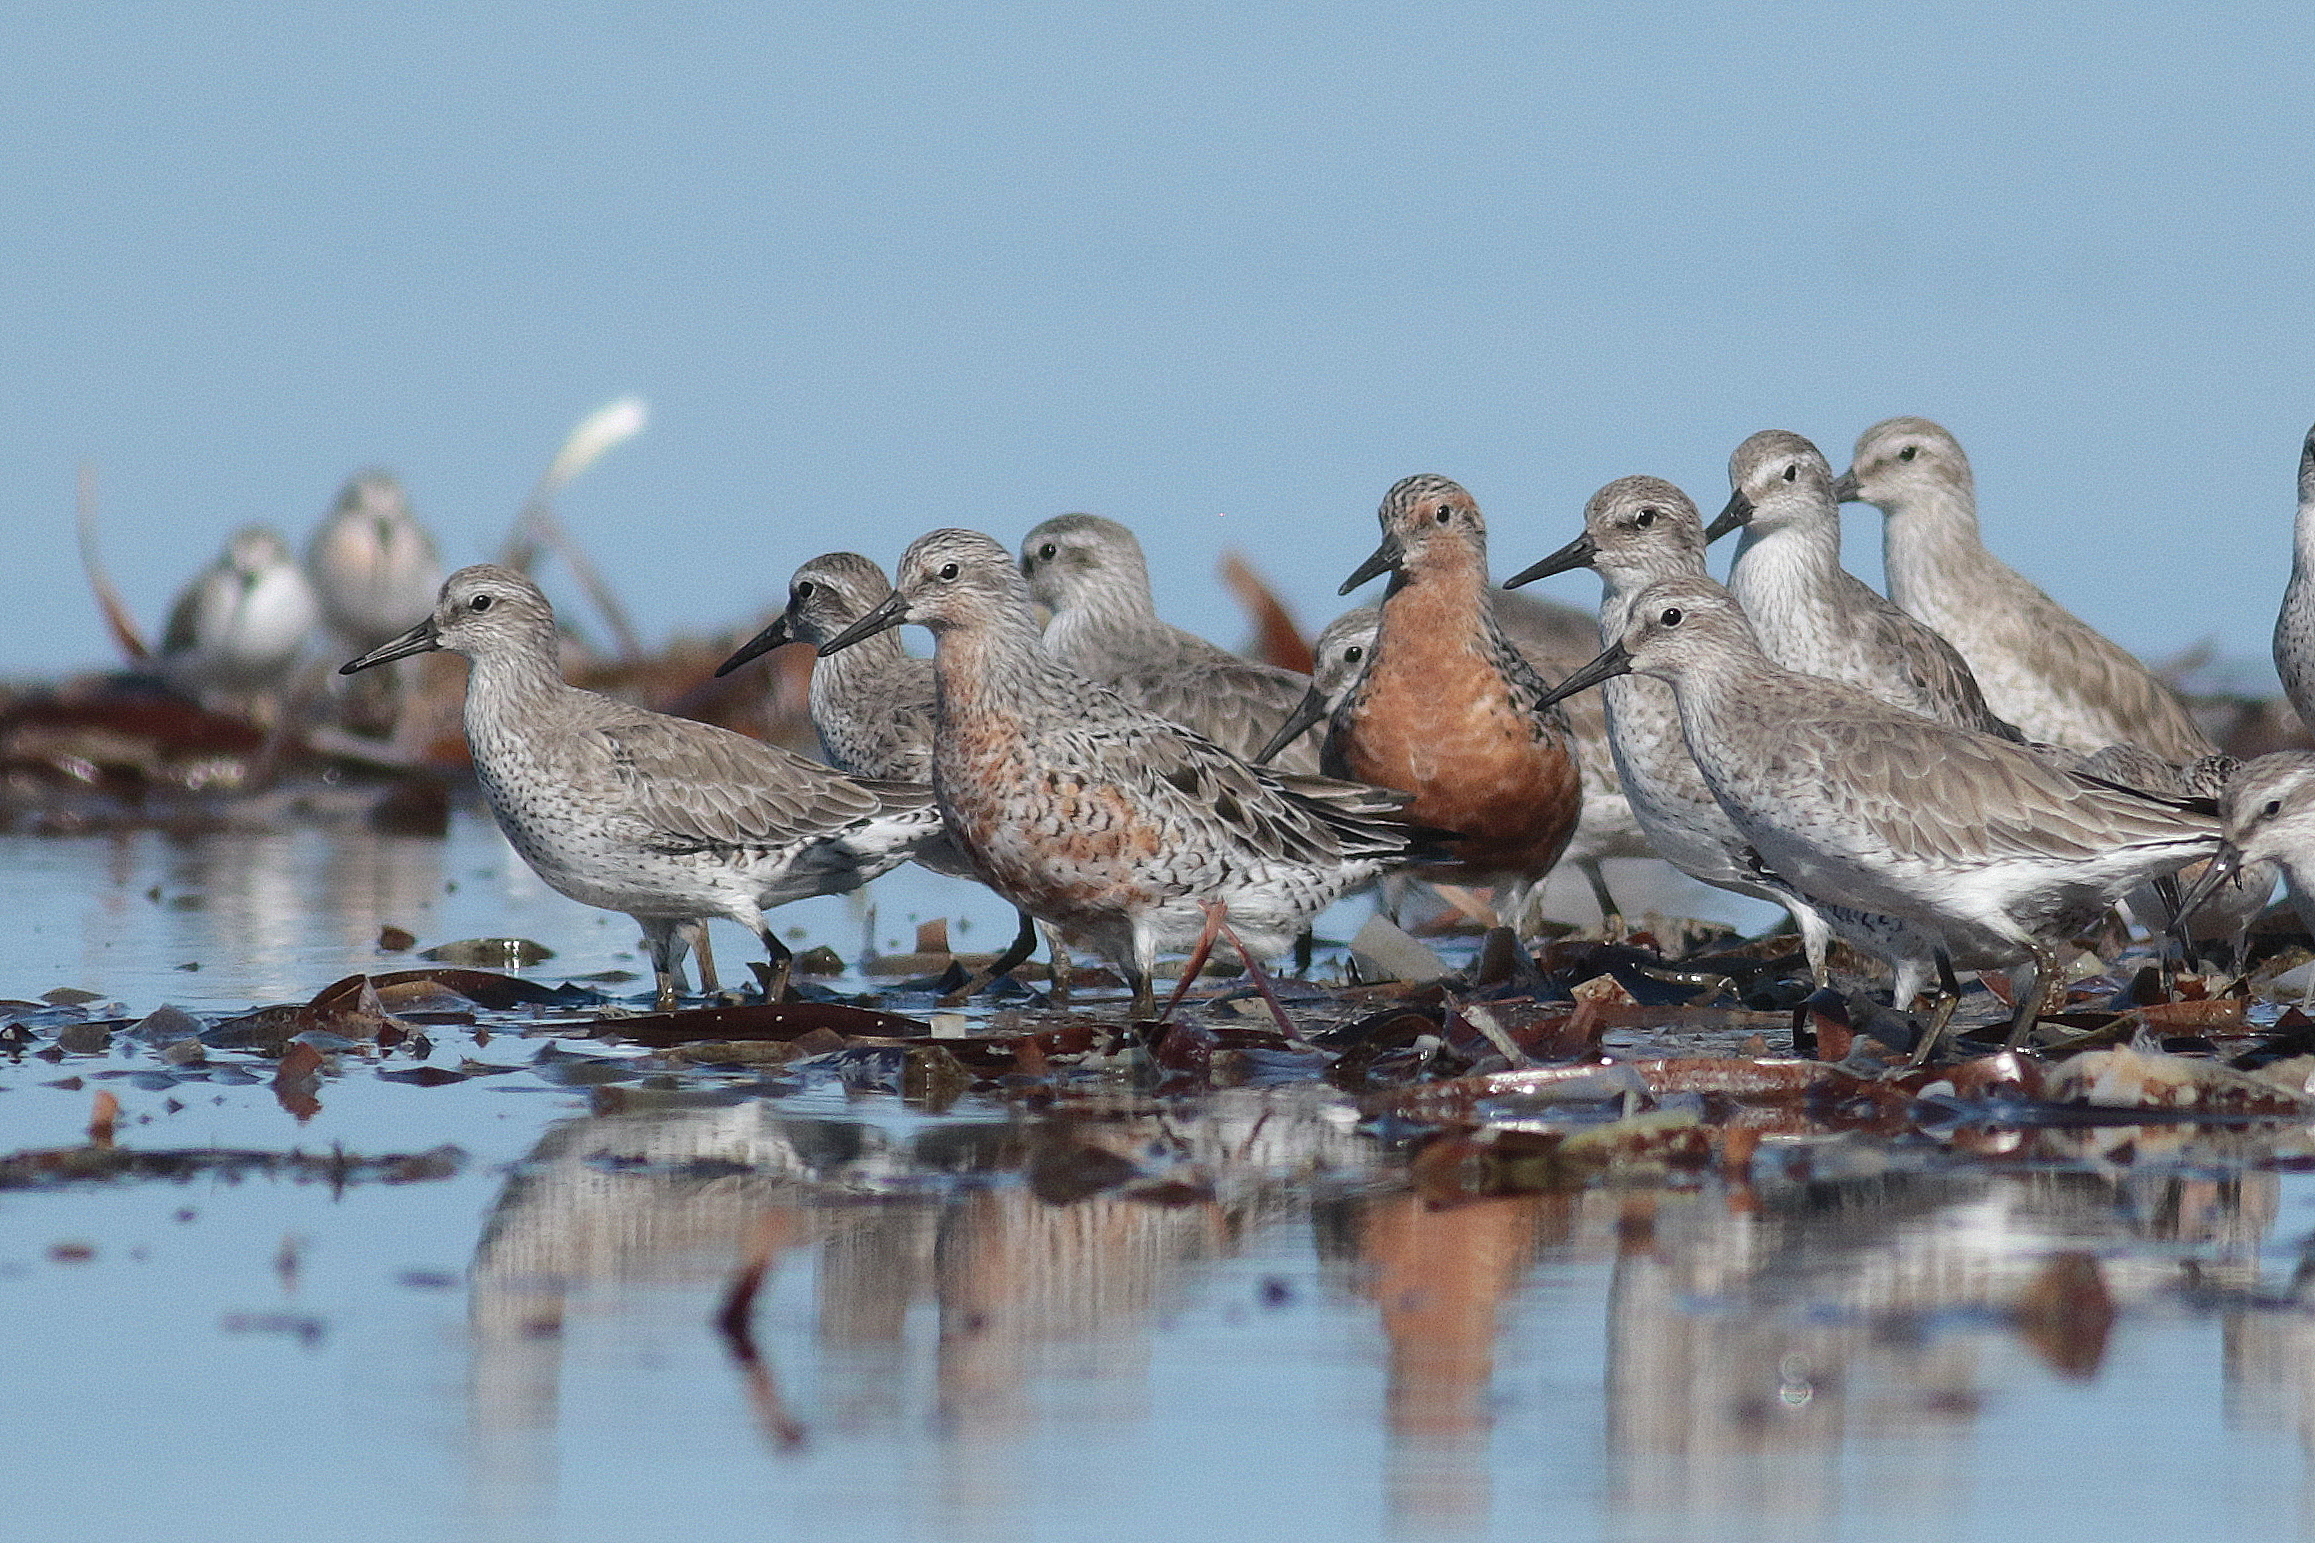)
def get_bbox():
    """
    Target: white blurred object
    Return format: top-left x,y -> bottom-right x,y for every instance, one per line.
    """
306,469 -> 444,651
158,525 -> 319,698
